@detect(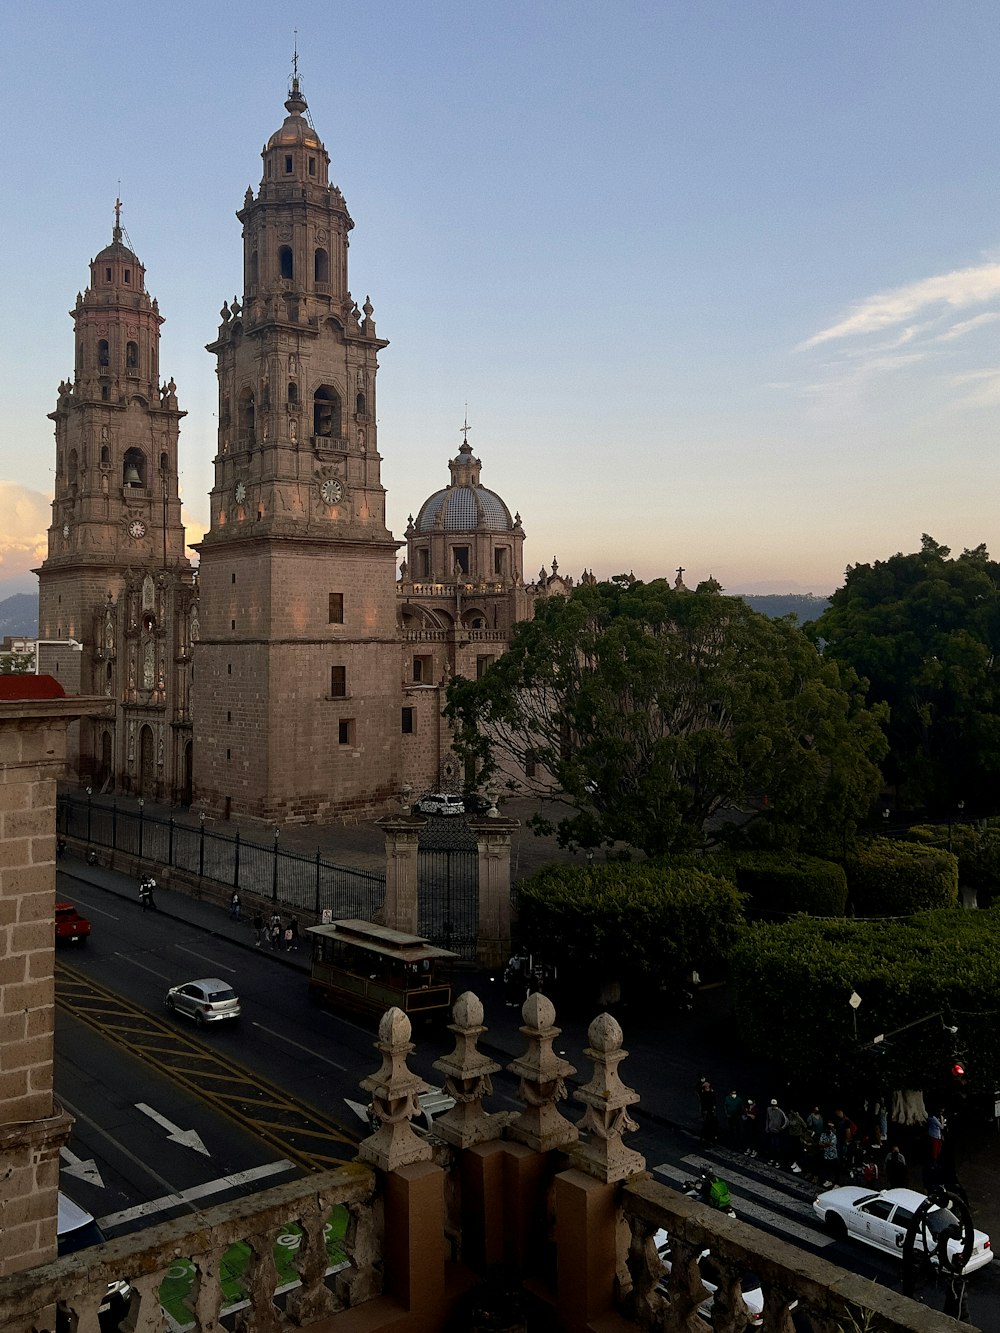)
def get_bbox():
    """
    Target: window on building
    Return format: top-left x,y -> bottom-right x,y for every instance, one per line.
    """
525,749 -> 537,779
338,718 -> 354,745
122,448 -> 145,488
476,655 -> 494,679
313,386 -> 341,438
494,547 -> 509,576
329,592 -> 344,624
314,248 -> 329,282
330,665 -> 346,697
284,154 -> 293,174
308,156 -> 316,177
98,339 -> 110,368
100,445 -> 110,468
279,245 -> 294,280
126,341 -> 138,369
287,381 -> 298,404
101,385 -> 110,400
238,389 -> 255,443
124,268 -> 131,284
416,548 -> 429,577
105,267 -> 112,282
356,392 -> 366,415
412,655 -> 432,684
401,707 -> 414,734
453,546 -> 470,574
